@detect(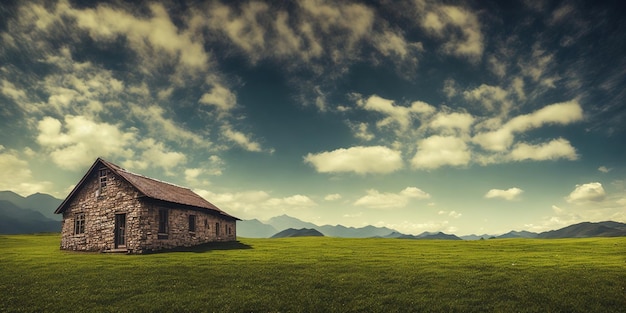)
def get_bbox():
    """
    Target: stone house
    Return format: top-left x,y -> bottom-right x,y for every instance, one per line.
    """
54,158 -> 239,253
